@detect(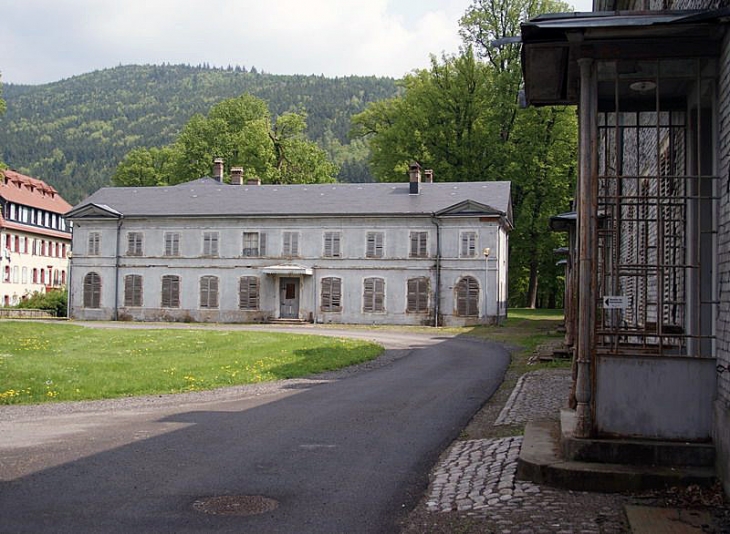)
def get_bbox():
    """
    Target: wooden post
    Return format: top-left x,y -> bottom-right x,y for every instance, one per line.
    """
575,57 -> 597,438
